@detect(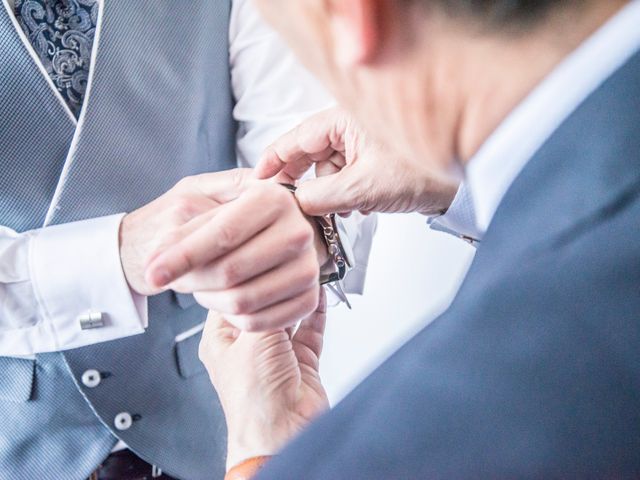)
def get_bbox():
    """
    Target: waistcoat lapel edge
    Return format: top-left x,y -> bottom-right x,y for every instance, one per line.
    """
42,0 -> 107,226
